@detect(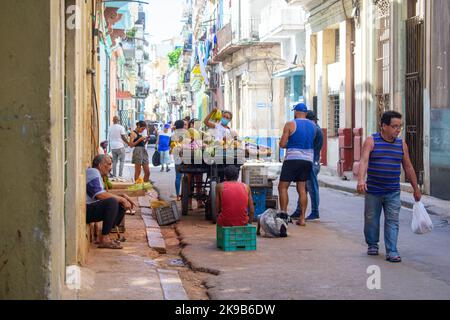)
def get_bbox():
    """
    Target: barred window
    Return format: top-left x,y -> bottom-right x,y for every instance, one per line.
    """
328,94 -> 340,137
335,29 -> 340,63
